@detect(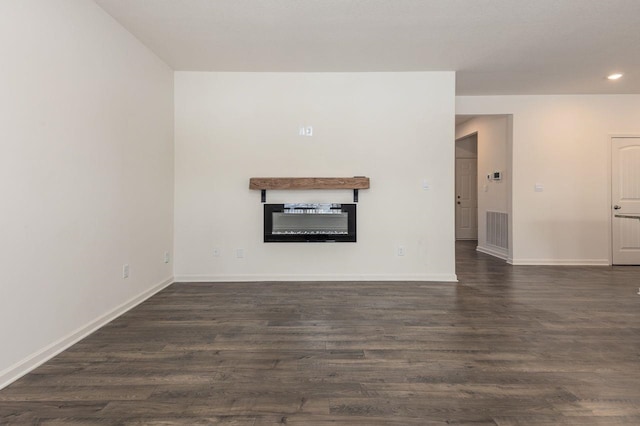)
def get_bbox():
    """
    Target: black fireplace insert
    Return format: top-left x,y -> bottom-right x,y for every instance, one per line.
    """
264,203 -> 356,242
